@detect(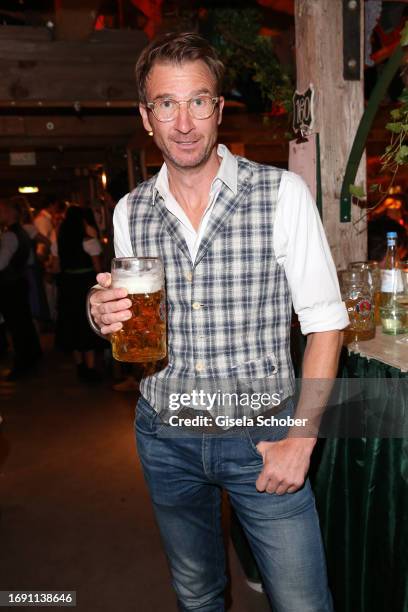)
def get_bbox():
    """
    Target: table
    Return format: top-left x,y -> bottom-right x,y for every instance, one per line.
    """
347,326 -> 408,372
231,329 -> 408,612
313,334 -> 408,612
